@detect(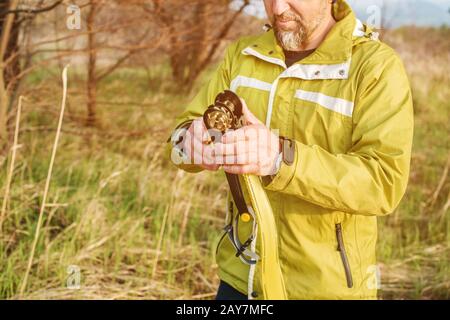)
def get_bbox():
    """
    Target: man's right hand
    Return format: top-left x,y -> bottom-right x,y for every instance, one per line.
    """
182,118 -> 221,171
